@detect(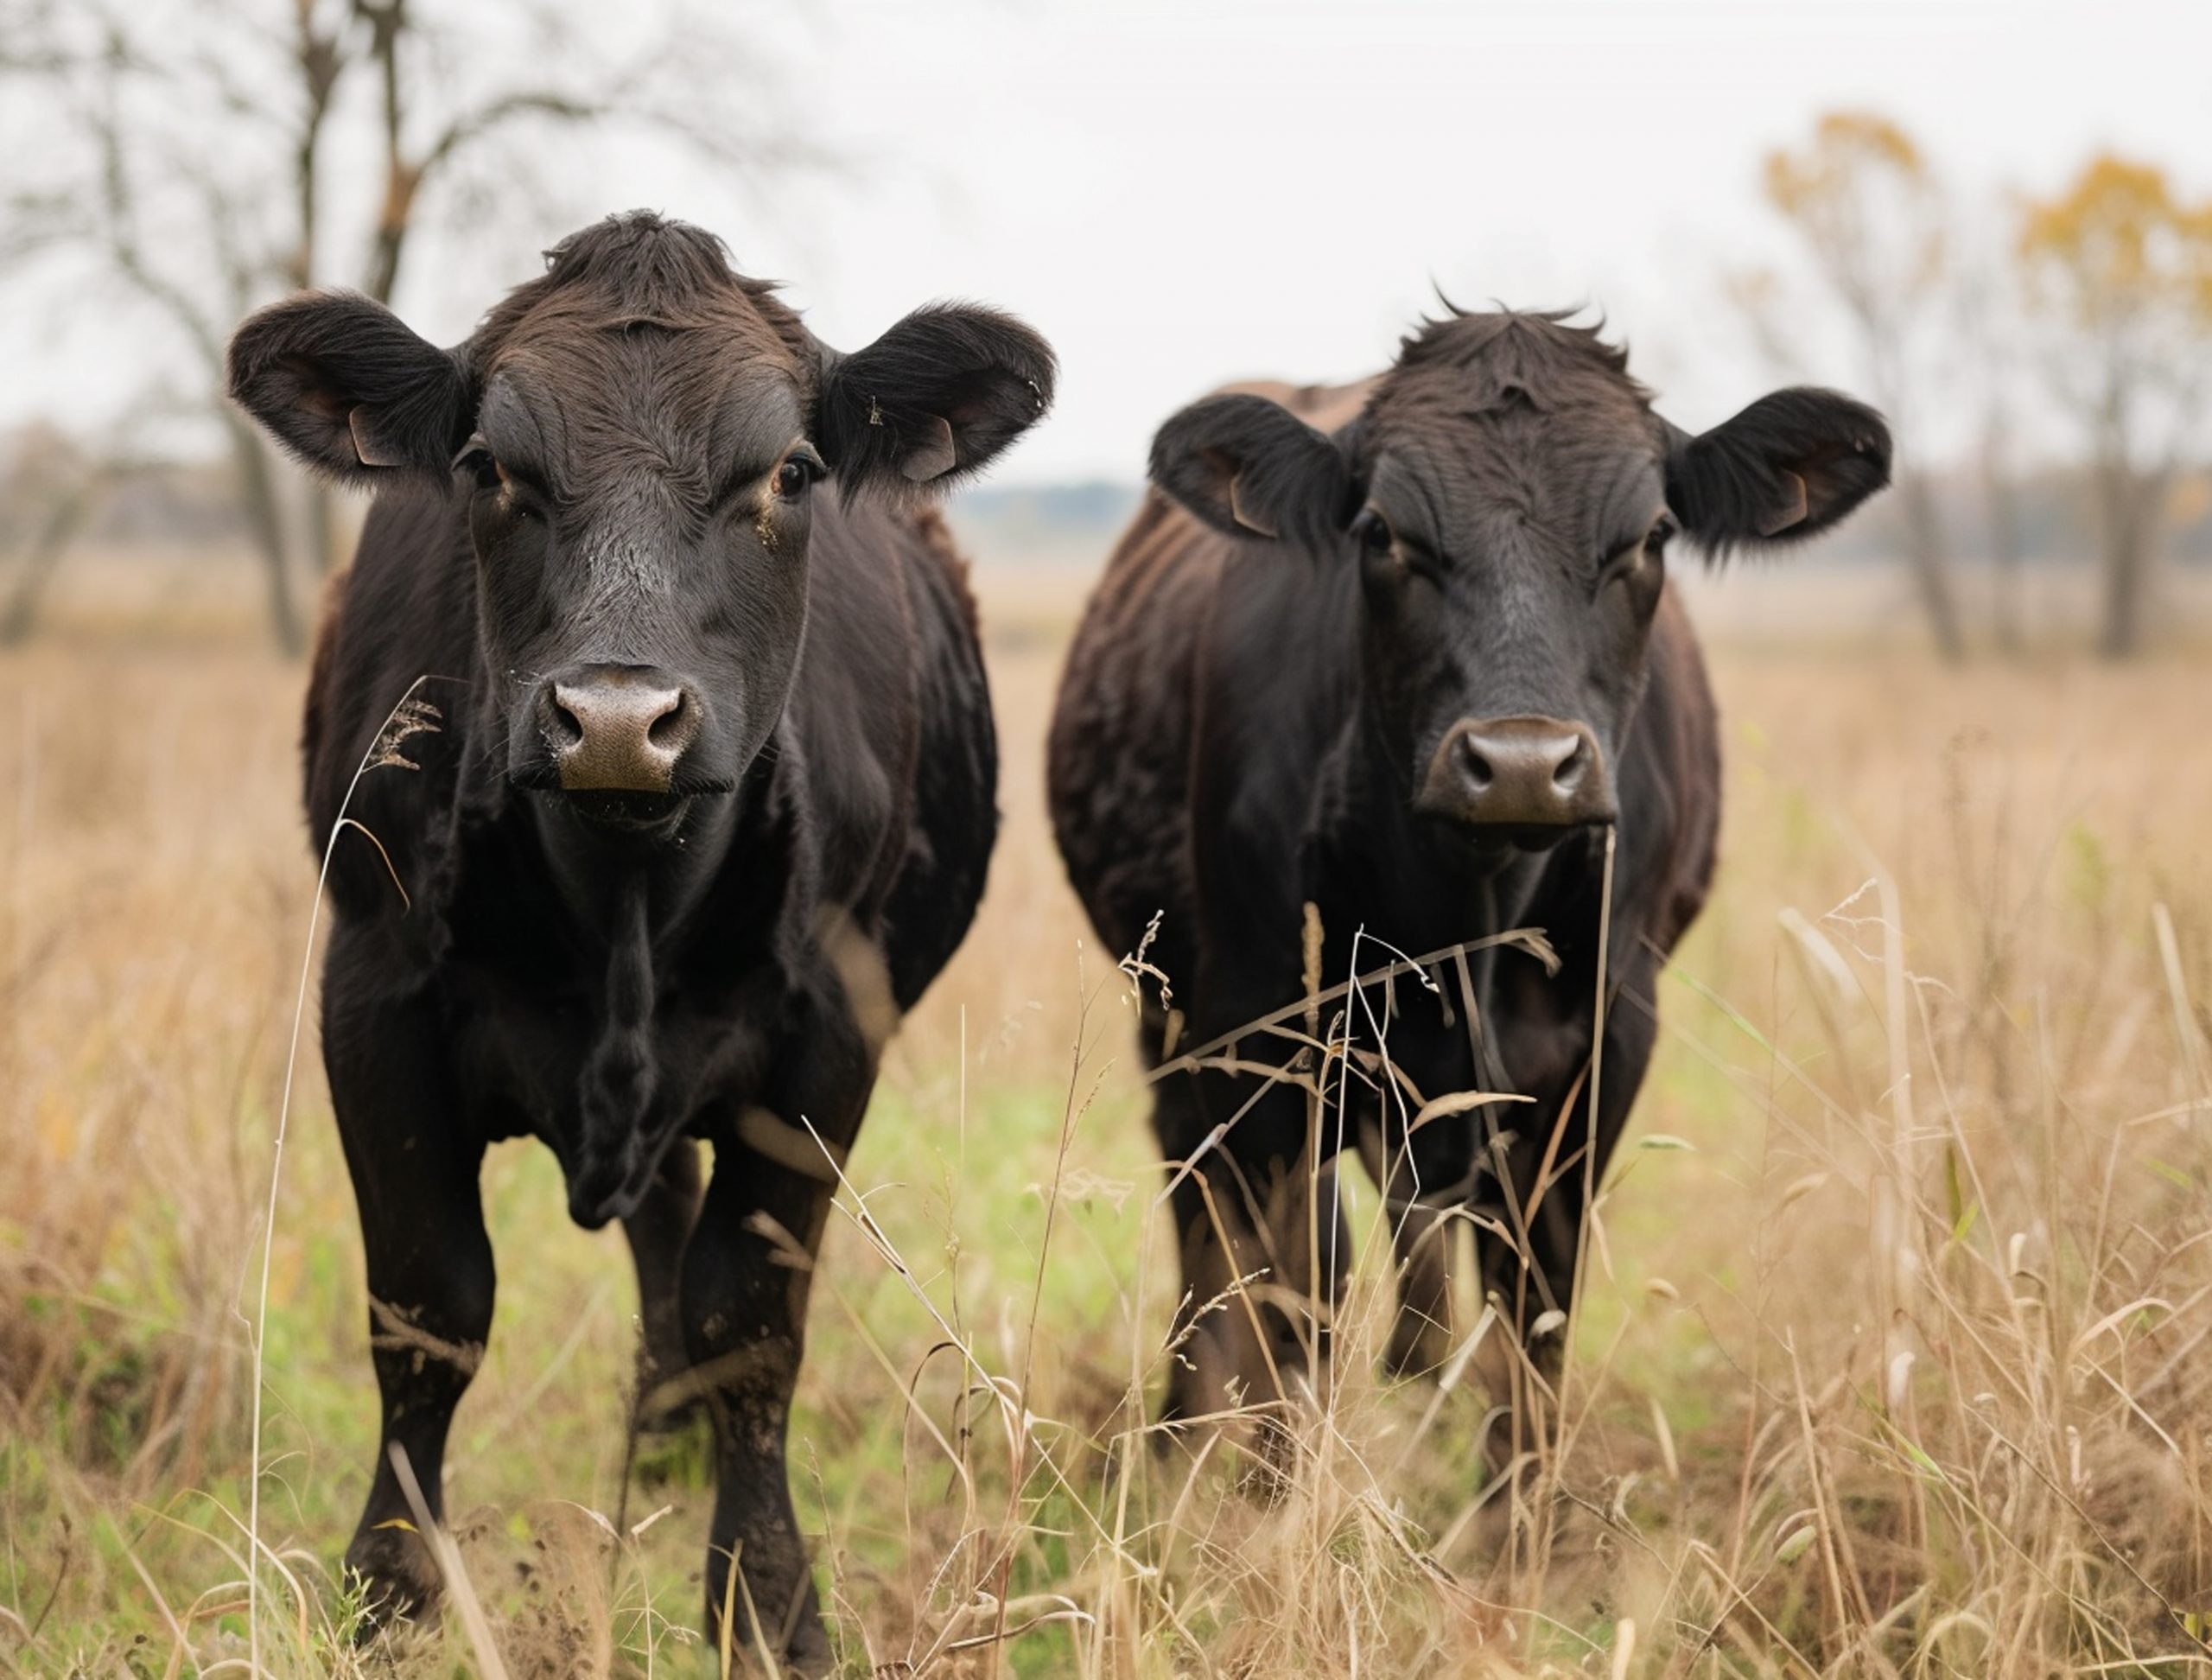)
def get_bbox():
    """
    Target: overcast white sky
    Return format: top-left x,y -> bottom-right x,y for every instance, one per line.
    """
7,0 -> 2209,484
